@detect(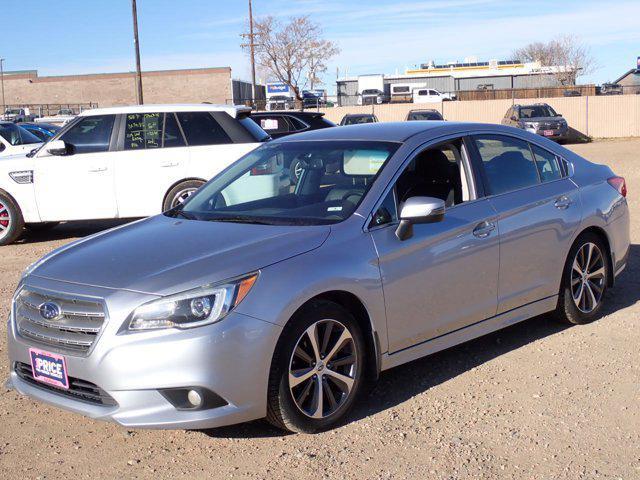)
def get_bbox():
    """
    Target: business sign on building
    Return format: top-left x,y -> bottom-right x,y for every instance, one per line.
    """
267,83 -> 290,94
